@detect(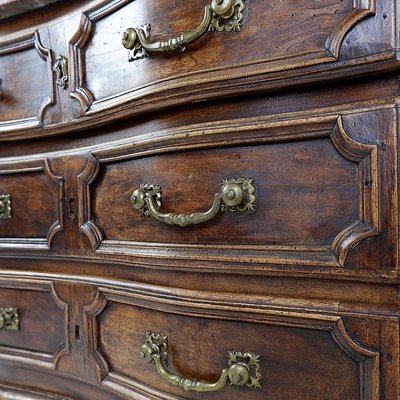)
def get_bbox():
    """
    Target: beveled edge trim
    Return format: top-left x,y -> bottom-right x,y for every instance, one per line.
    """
0,381 -> 75,400
0,158 -> 65,250
85,286 -> 380,400
72,0 -> 379,116
0,31 -> 55,133
77,155 -> 104,251
85,115 -> 382,269
325,0 -> 376,58
1,51 -> 398,142
331,117 -> 380,266
0,278 -> 69,370
69,0 -> 131,113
